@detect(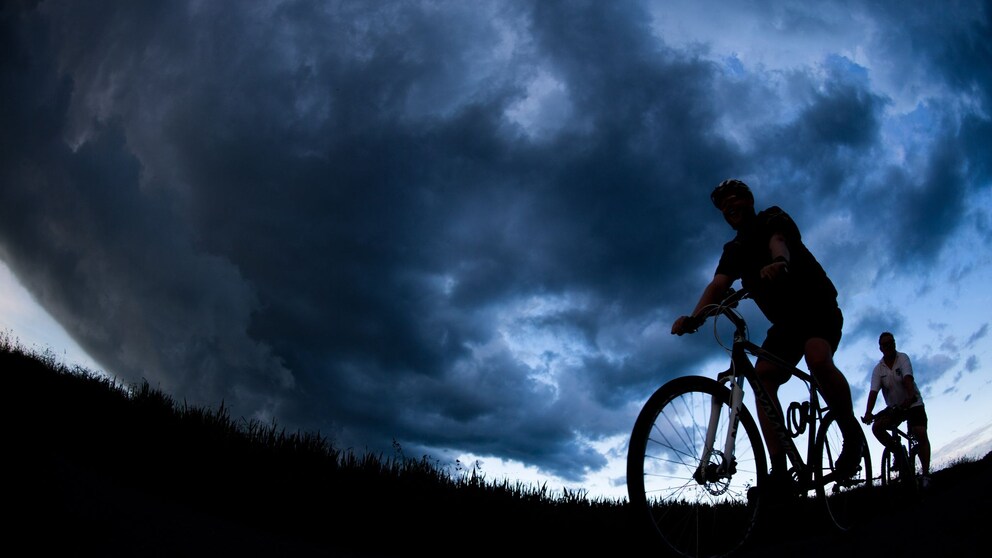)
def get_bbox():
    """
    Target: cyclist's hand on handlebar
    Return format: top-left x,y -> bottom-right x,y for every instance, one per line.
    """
672,315 -> 704,336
